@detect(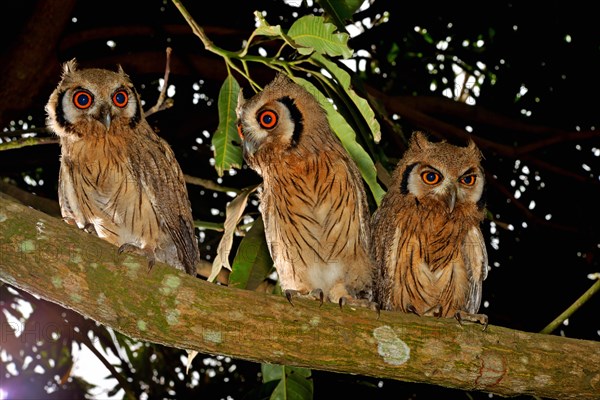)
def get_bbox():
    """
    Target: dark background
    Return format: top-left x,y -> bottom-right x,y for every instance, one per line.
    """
0,1 -> 598,399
